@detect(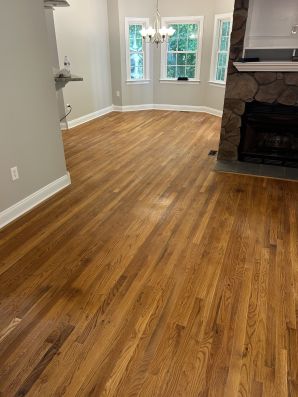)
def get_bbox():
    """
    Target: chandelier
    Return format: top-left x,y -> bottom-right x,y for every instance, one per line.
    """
140,0 -> 175,46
